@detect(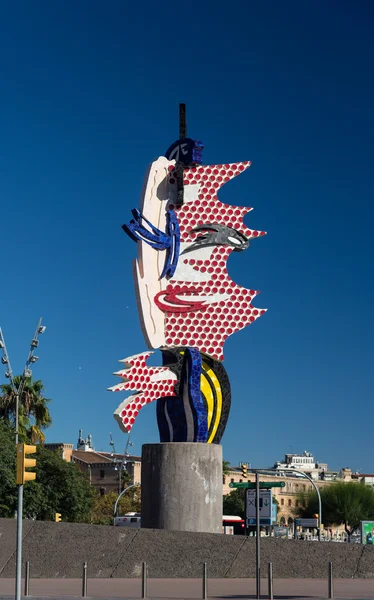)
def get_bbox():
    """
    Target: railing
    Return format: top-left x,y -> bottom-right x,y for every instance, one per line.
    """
21,559 -> 336,599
